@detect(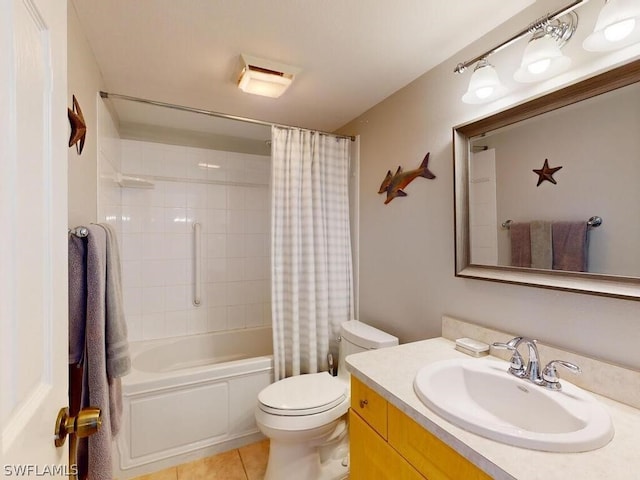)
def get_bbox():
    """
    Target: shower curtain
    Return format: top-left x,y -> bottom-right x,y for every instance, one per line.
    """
271,126 -> 354,381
